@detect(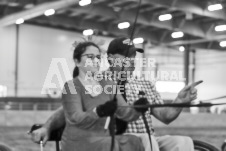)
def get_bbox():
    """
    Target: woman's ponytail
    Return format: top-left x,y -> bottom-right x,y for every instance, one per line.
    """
73,66 -> 79,78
